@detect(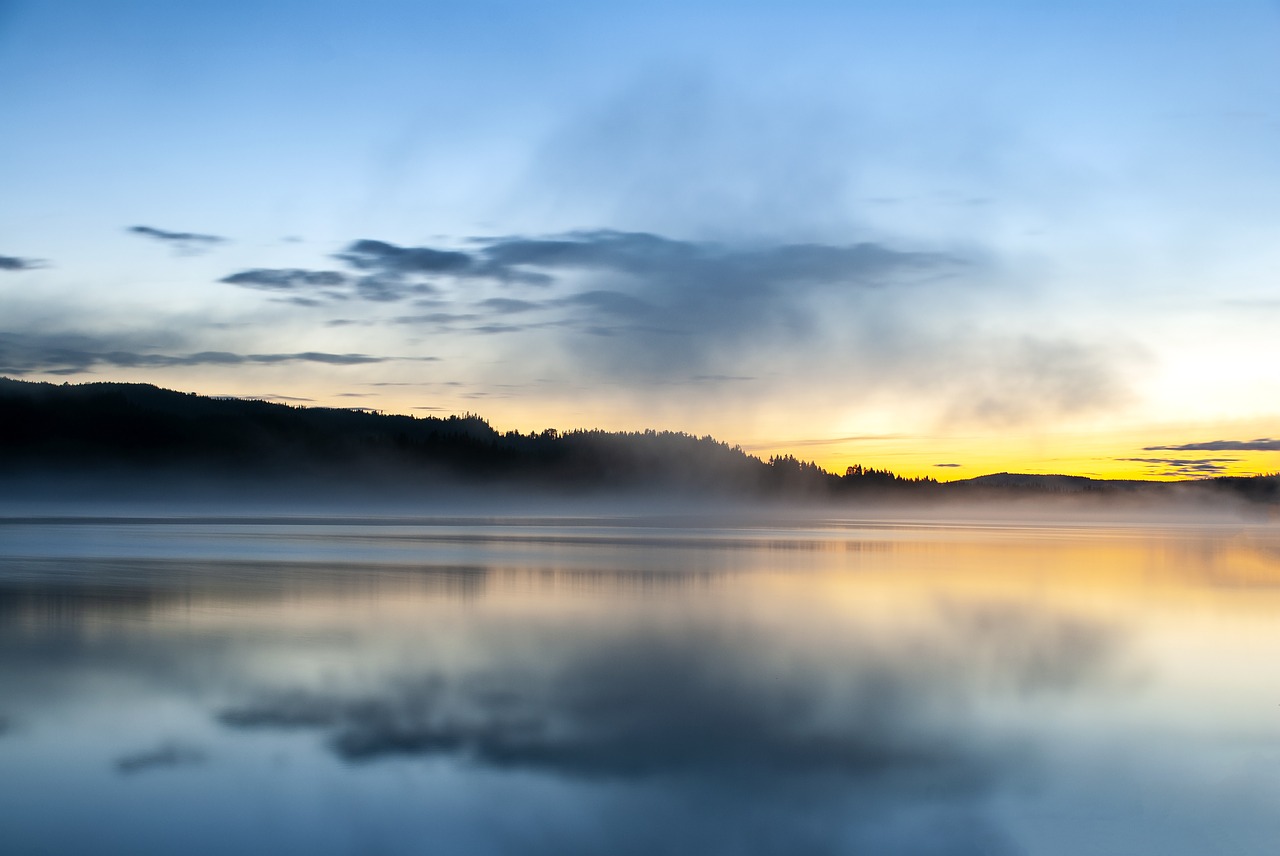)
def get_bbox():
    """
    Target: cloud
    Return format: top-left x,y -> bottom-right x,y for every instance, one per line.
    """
219,268 -> 348,291
0,255 -> 45,271
935,463 -> 962,468
0,331 -> 389,375
128,225 -> 226,252
330,230 -> 957,374
1119,457 -> 1237,477
233,231 -> 943,314
460,230 -> 950,381
1143,438 -> 1280,452
472,230 -> 945,290
354,274 -> 439,302
219,264 -> 444,304
337,239 -> 473,275
213,228 -> 1130,428
334,238 -> 553,289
